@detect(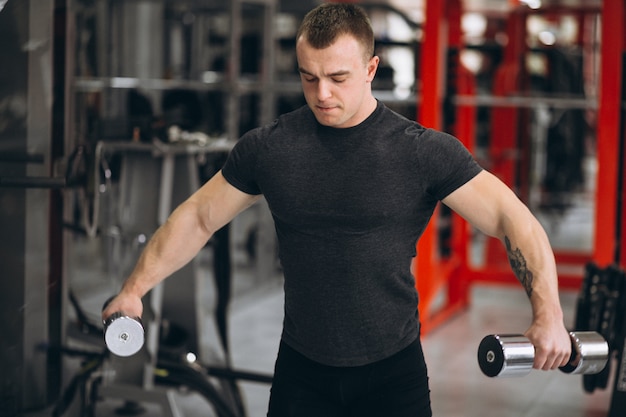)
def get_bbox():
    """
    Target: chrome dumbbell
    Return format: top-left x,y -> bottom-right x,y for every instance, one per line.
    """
477,331 -> 609,378
102,299 -> 144,357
